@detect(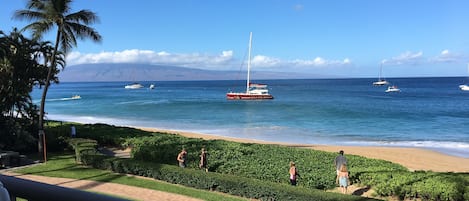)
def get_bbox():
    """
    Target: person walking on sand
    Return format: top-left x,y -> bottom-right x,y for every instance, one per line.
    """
289,161 -> 300,186
338,164 -> 350,194
177,148 -> 187,168
199,147 -> 208,172
334,150 -> 347,185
